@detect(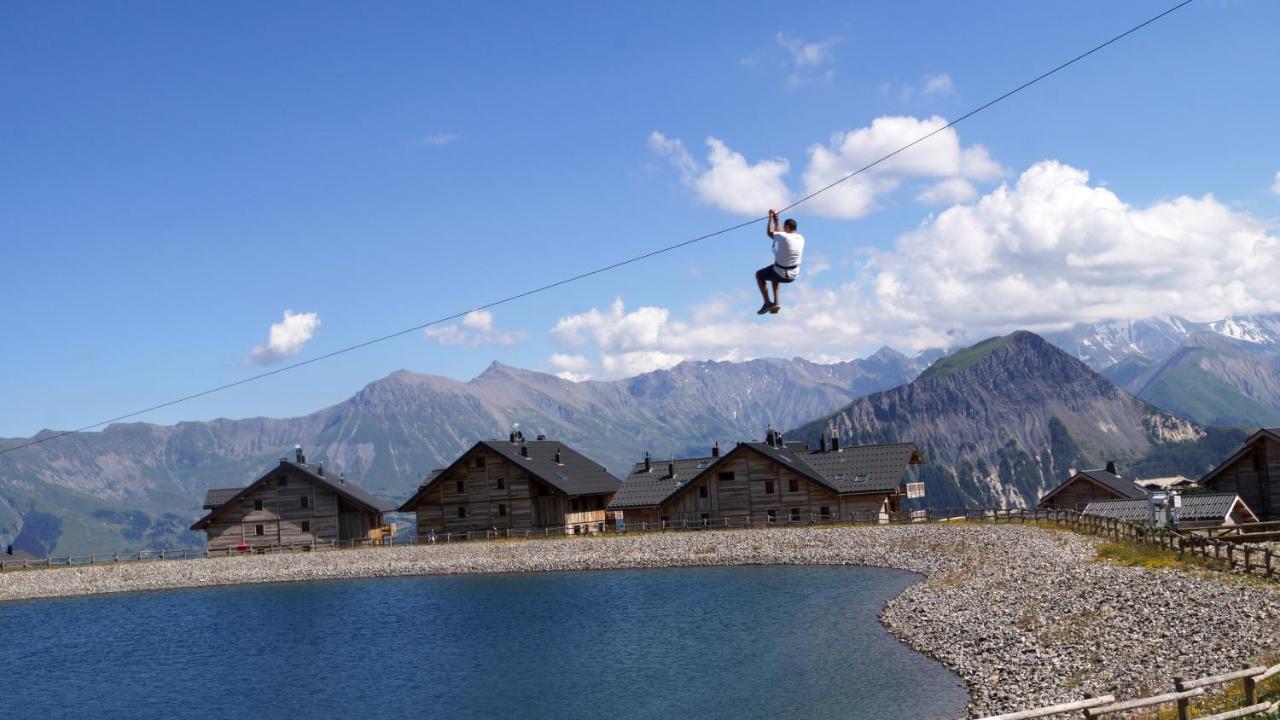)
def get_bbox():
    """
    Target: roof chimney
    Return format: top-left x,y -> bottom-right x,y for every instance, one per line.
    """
554,449 -> 562,464
339,472 -> 345,485
509,432 -> 517,443
831,436 -> 840,452
819,436 -> 828,453
644,452 -> 652,473
317,462 -> 324,476
295,445 -> 305,464
520,445 -> 529,458
536,434 -> 547,441
668,460 -> 675,478
1105,460 -> 1118,476
712,442 -> 720,458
